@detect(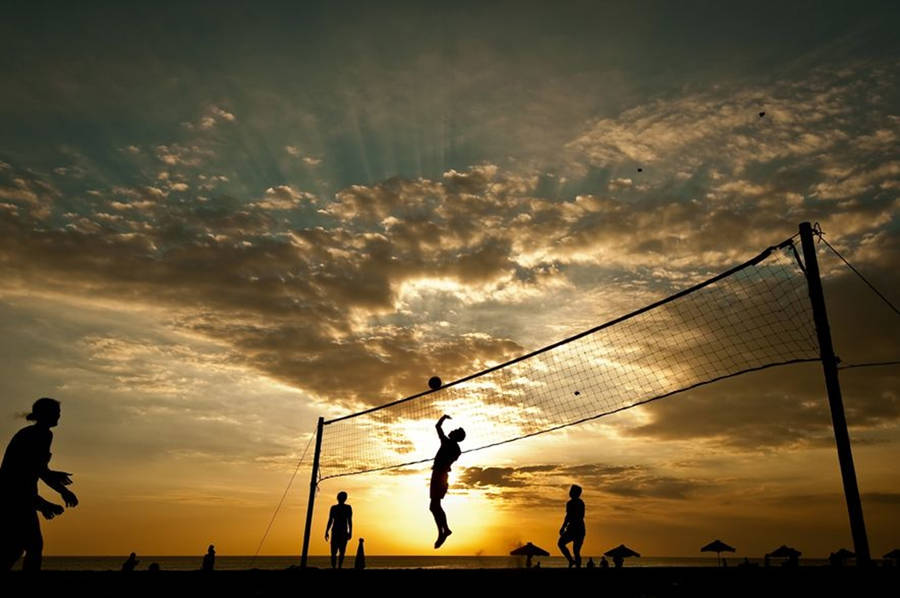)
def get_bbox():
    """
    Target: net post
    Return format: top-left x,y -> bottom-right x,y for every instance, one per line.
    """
798,222 -> 871,565
300,416 -> 324,568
